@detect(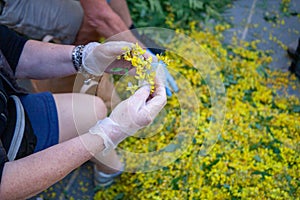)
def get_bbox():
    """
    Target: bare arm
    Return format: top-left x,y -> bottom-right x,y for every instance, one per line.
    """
80,0 -> 129,38
15,40 -> 76,79
0,132 -> 104,200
